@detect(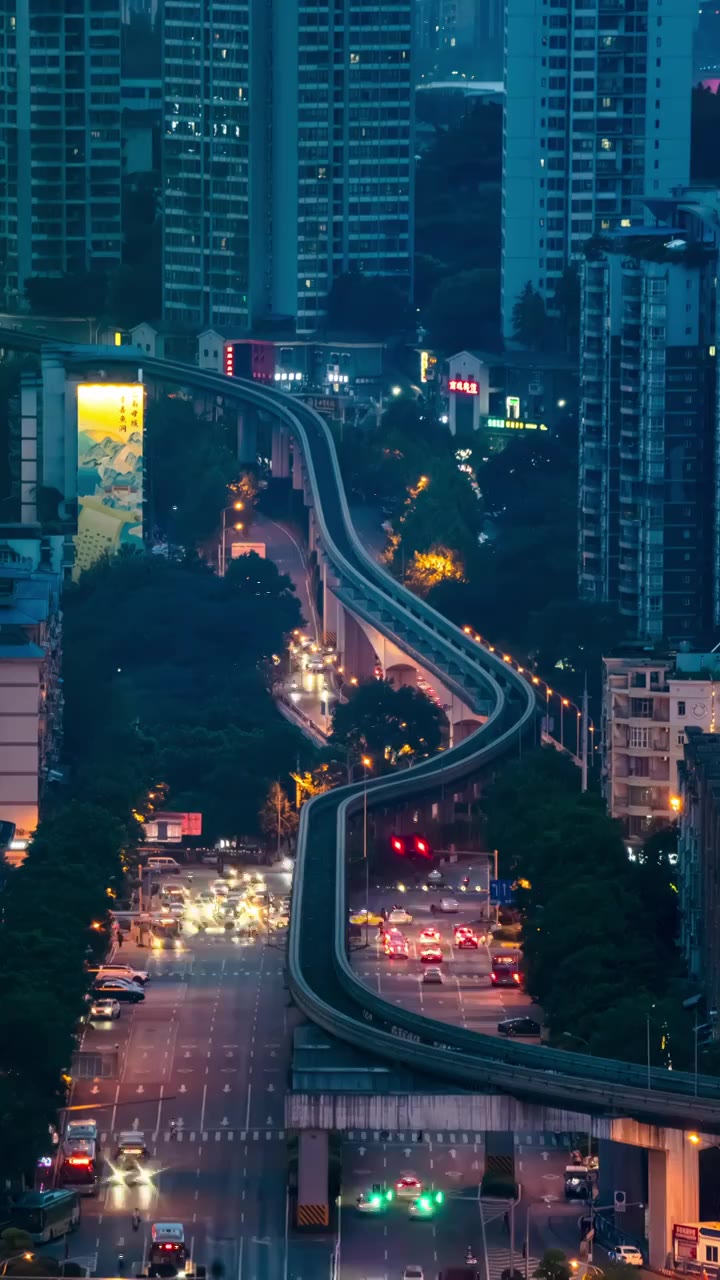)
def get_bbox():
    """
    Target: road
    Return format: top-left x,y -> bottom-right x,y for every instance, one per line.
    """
45,866 -> 297,1280
350,867 -> 540,1040
339,1136 -> 586,1280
